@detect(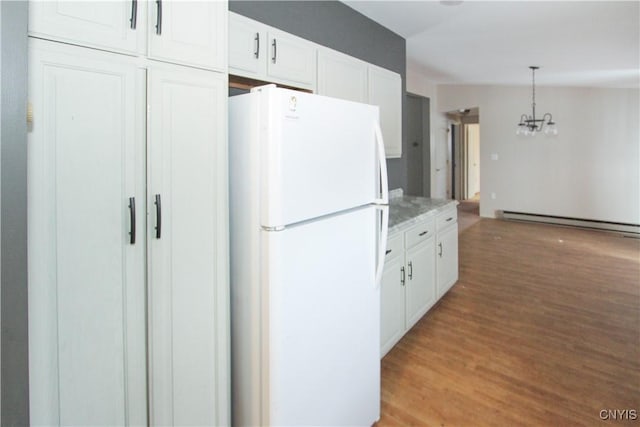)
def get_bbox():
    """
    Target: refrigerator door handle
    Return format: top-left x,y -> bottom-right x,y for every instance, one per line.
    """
373,122 -> 389,205
374,205 -> 389,290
